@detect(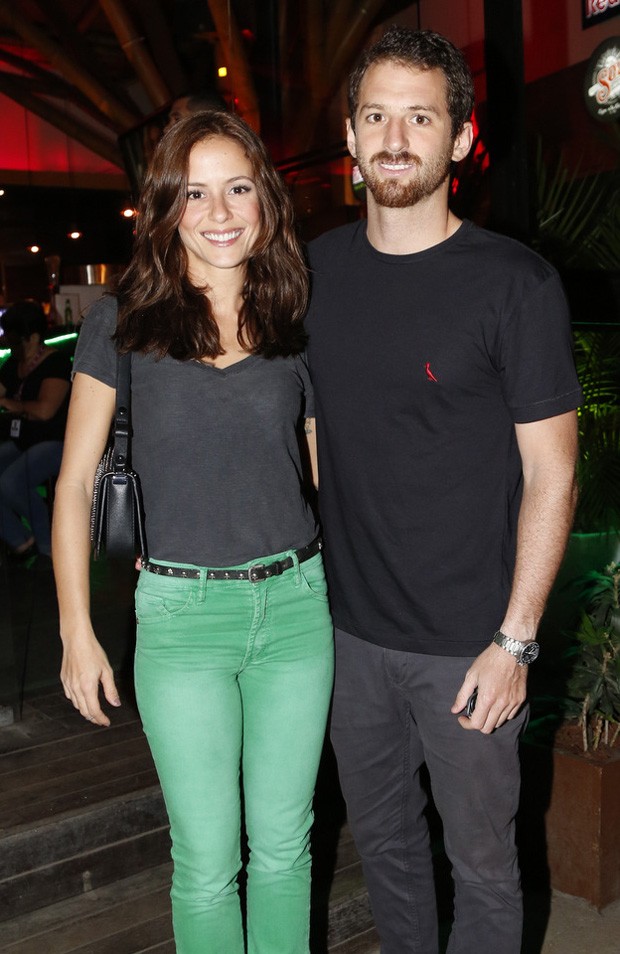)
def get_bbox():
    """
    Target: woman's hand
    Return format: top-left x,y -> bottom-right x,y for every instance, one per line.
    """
60,634 -> 121,727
